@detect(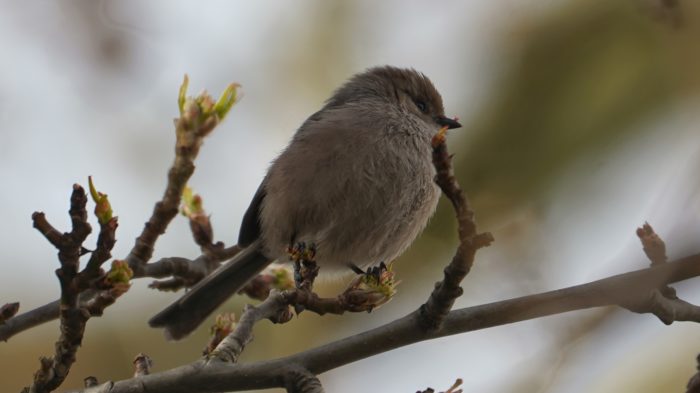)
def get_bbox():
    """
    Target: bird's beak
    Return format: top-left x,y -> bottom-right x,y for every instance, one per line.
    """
435,115 -> 462,129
